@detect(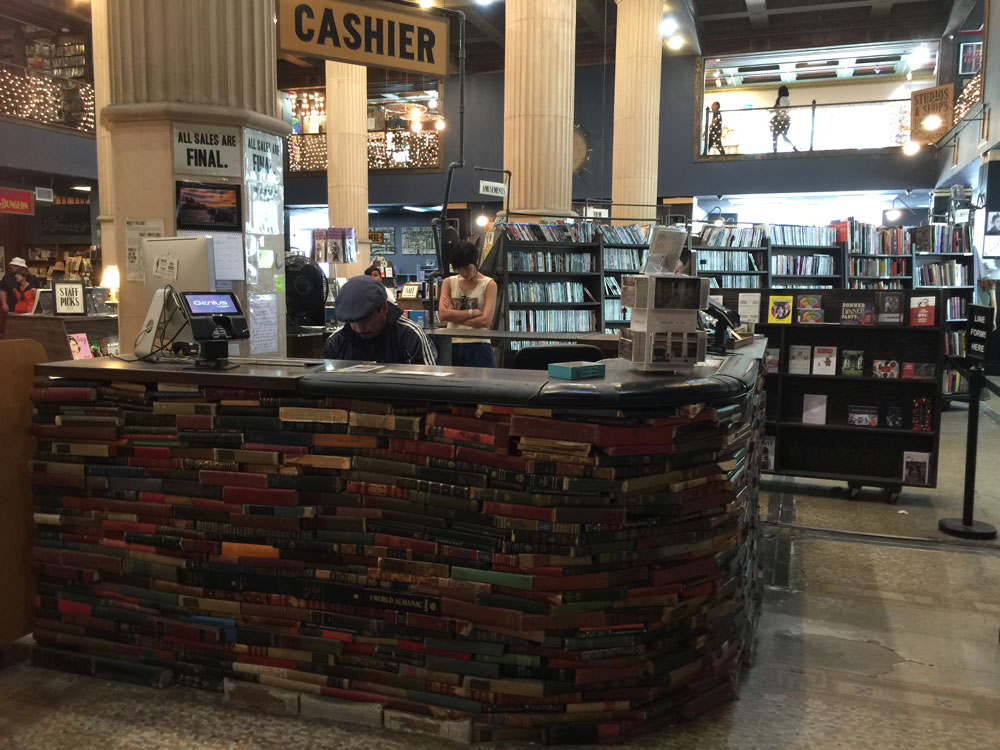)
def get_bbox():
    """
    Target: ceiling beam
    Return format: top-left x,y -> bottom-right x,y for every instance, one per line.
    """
745,0 -> 769,29
944,0 -> 979,35
279,53 -> 313,68
702,0 -> 929,22
578,0 -> 609,45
